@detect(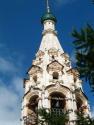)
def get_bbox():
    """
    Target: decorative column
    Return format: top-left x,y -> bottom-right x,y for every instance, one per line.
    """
38,92 -> 42,109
